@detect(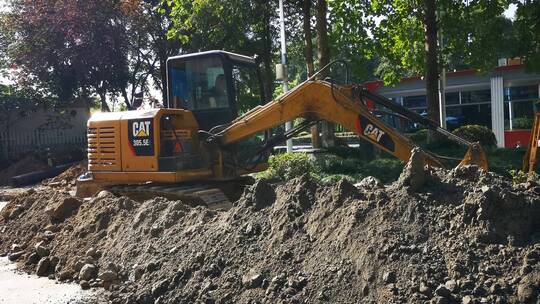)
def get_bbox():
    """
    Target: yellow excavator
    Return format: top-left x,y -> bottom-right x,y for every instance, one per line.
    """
523,112 -> 540,174
76,50 -> 488,207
